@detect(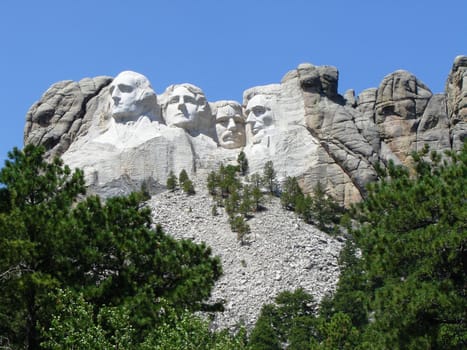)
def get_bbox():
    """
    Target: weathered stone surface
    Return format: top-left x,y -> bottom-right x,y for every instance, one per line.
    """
24,76 -> 112,157
446,55 -> 467,149
149,173 -> 343,330
374,70 -> 433,165
23,56 -> 467,206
